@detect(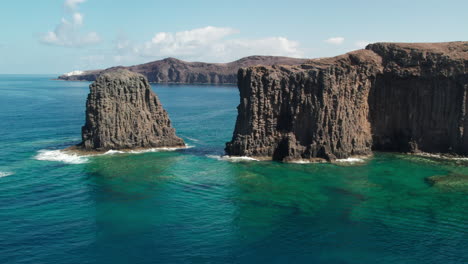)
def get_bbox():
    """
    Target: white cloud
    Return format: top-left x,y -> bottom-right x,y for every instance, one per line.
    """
151,27 -> 239,46
72,12 -> 83,25
116,26 -> 304,63
355,41 -> 371,49
325,37 -> 345,45
40,0 -> 100,48
64,0 -> 86,11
